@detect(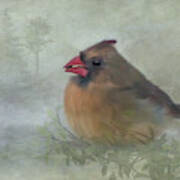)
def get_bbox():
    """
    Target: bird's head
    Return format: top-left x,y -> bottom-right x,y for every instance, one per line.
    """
64,40 -> 122,84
